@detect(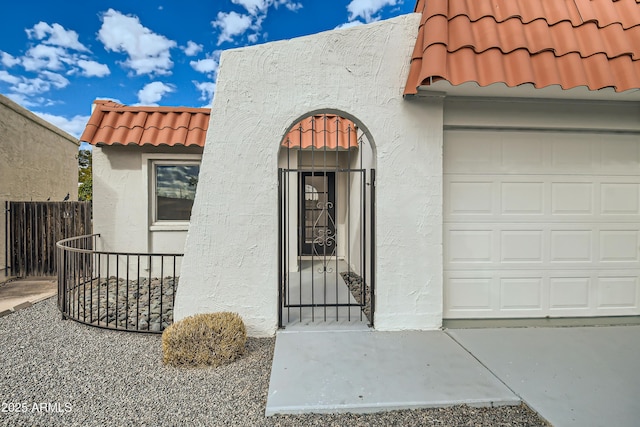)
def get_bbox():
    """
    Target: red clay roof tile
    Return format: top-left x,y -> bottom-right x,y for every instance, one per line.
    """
405,0 -> 640,95
80,100 -> 210,147
282,115 -> 359,151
